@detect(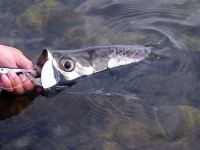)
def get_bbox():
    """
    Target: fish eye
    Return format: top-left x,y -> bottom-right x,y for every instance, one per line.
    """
60,58 -> 75,72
